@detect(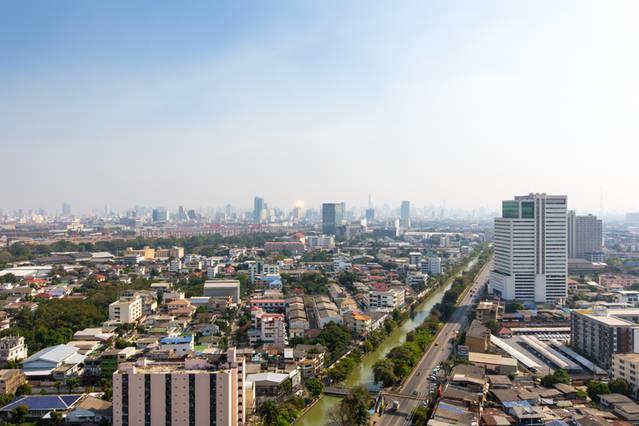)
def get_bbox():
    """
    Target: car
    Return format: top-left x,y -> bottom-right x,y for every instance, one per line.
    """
434,343 -> 439,346
412,390 -> 418,396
